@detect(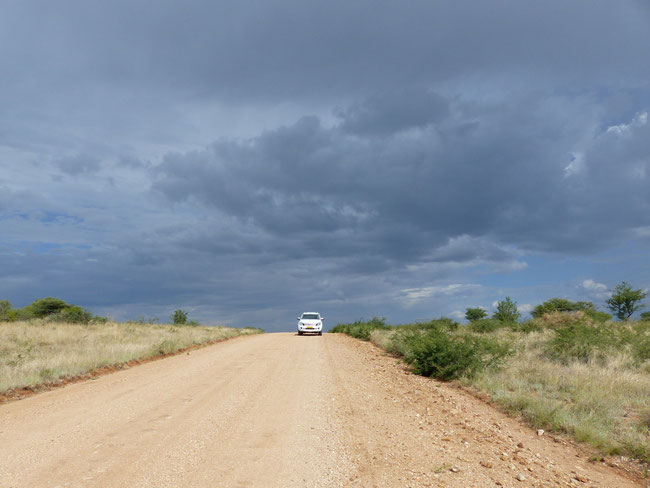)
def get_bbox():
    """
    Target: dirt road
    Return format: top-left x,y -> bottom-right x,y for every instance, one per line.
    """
0,333 -> 642,487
